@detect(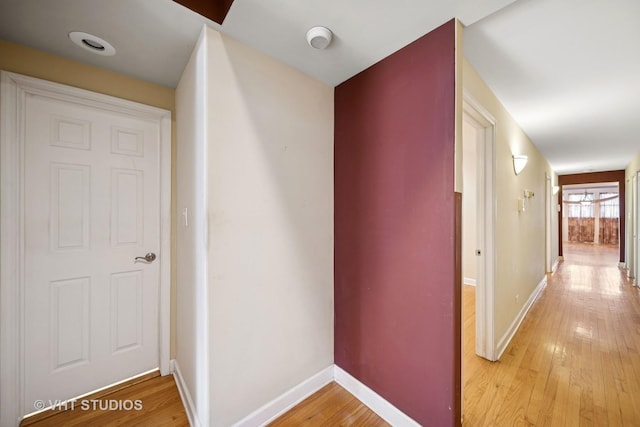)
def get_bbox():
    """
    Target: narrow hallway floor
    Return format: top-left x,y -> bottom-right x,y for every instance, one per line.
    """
463,243 -> 640,426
